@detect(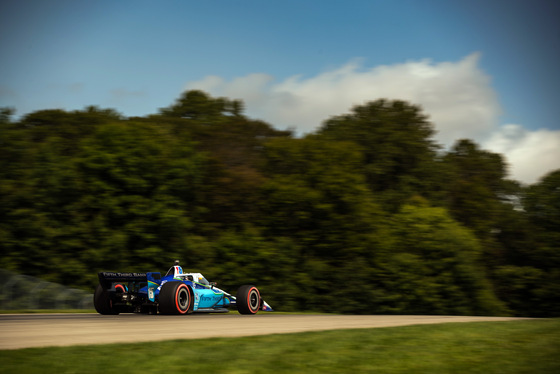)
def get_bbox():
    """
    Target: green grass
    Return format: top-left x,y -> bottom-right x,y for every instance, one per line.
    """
1,319 -> 558,374
0,309 -> 96,314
